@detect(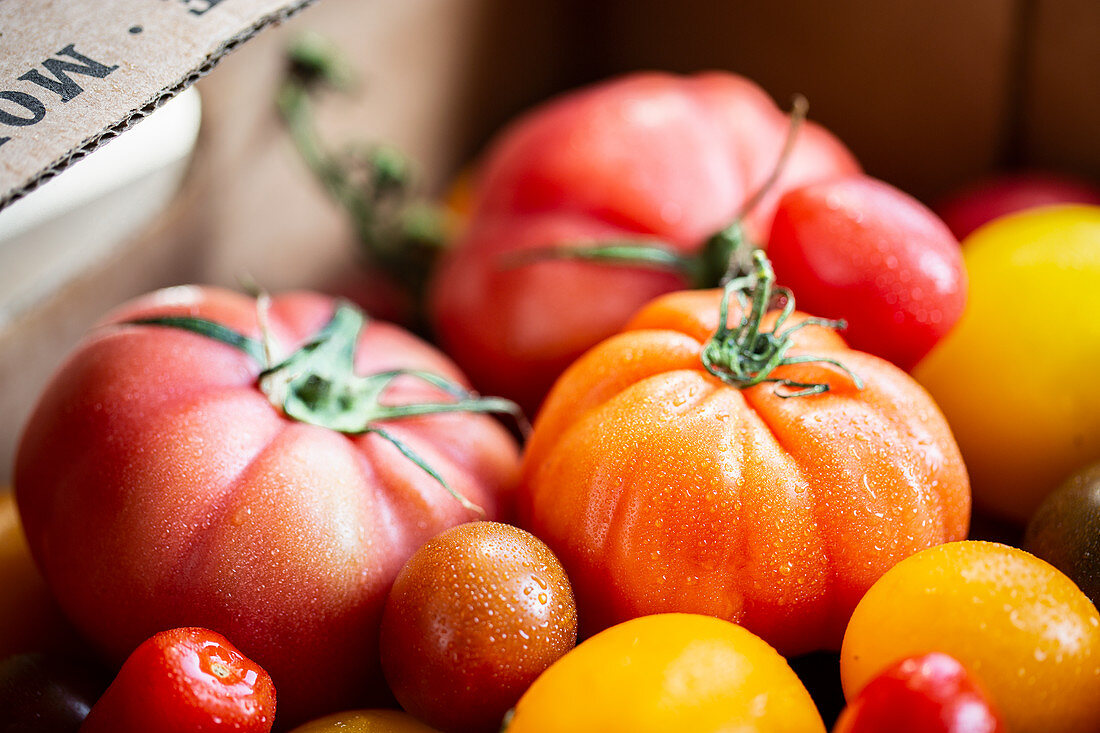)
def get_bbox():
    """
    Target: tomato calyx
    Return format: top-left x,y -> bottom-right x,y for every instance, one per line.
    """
502,97 -> 809,287
129,299 -> 523,514
701,249 -> 863,397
